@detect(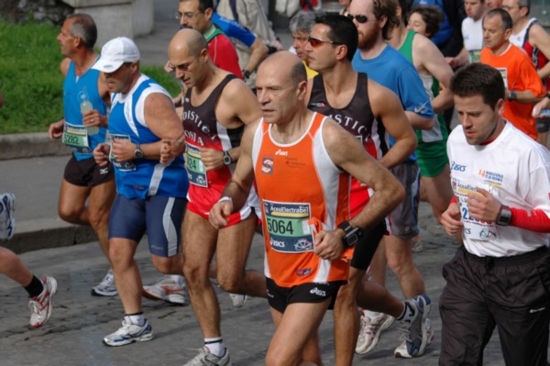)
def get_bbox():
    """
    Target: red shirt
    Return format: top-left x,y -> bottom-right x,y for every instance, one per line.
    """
208,33 -> 243,78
